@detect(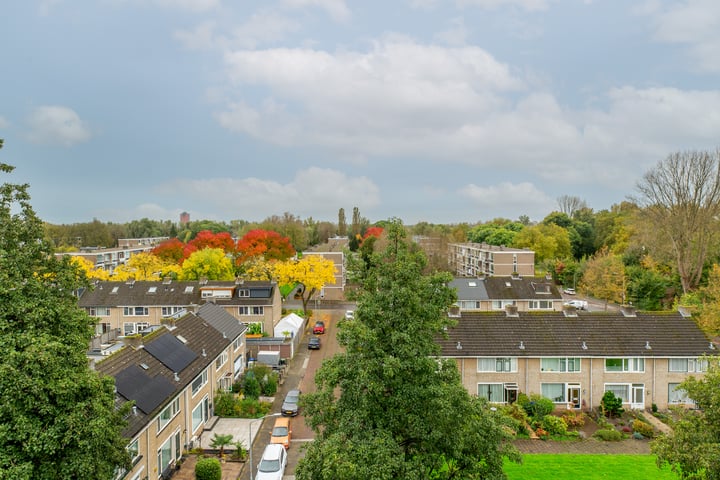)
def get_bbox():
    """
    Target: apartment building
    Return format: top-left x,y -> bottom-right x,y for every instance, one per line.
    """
450,275 -> 563,312
56,236 -> 168,273
95,303 -> 246,480
438,307 -> 717,411
448,243 -> 535,277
